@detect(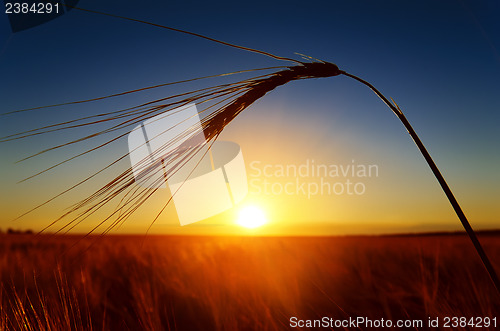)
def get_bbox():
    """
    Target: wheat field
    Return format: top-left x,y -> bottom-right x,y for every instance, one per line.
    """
0,233 -> 499,330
